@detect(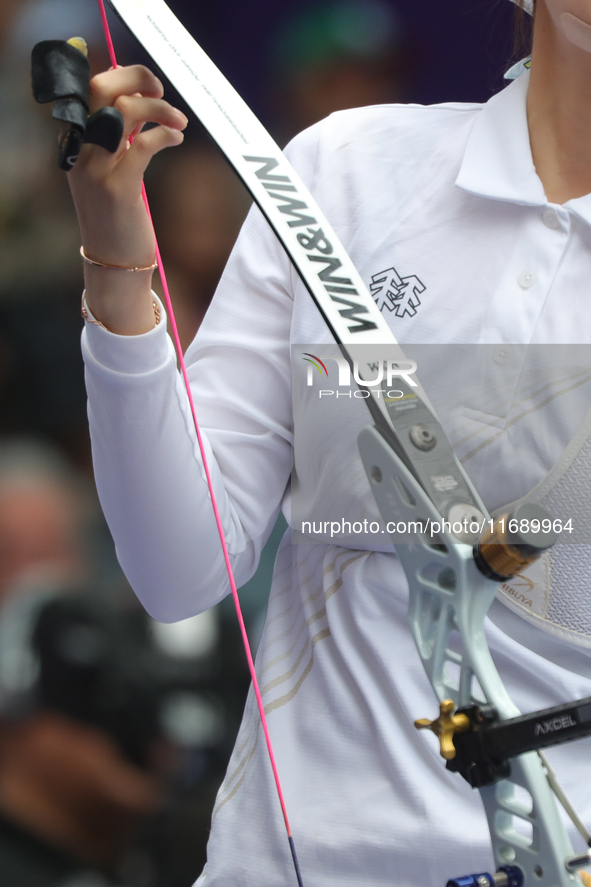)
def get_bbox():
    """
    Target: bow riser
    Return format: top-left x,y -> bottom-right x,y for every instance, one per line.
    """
482,757 -> 578,887
358,425 -> 578,887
